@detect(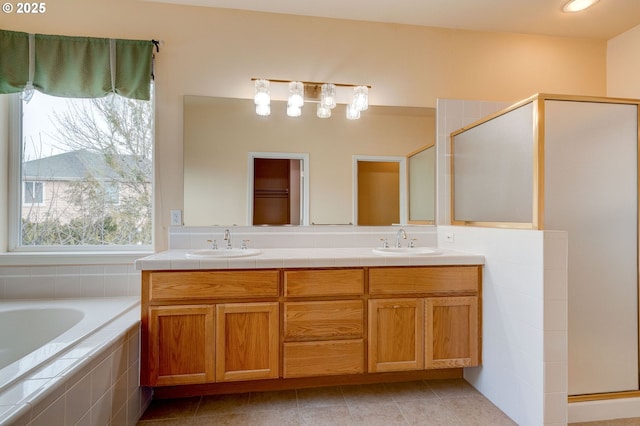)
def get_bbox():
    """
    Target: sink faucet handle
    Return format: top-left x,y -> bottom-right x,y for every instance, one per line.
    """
206,239 -> 218,250
223,228 -> 232,249
409,238 -> 418,248
241,239 -> 250,249
379,238 -> 389,248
